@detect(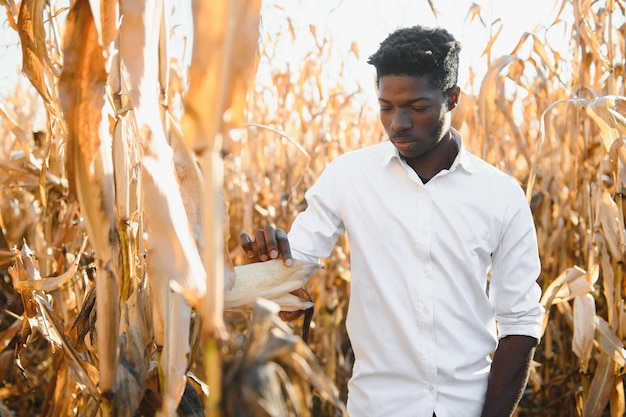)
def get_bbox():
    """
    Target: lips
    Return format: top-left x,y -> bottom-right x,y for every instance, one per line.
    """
391,139 -> 414,149
390,134 -> 412,142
